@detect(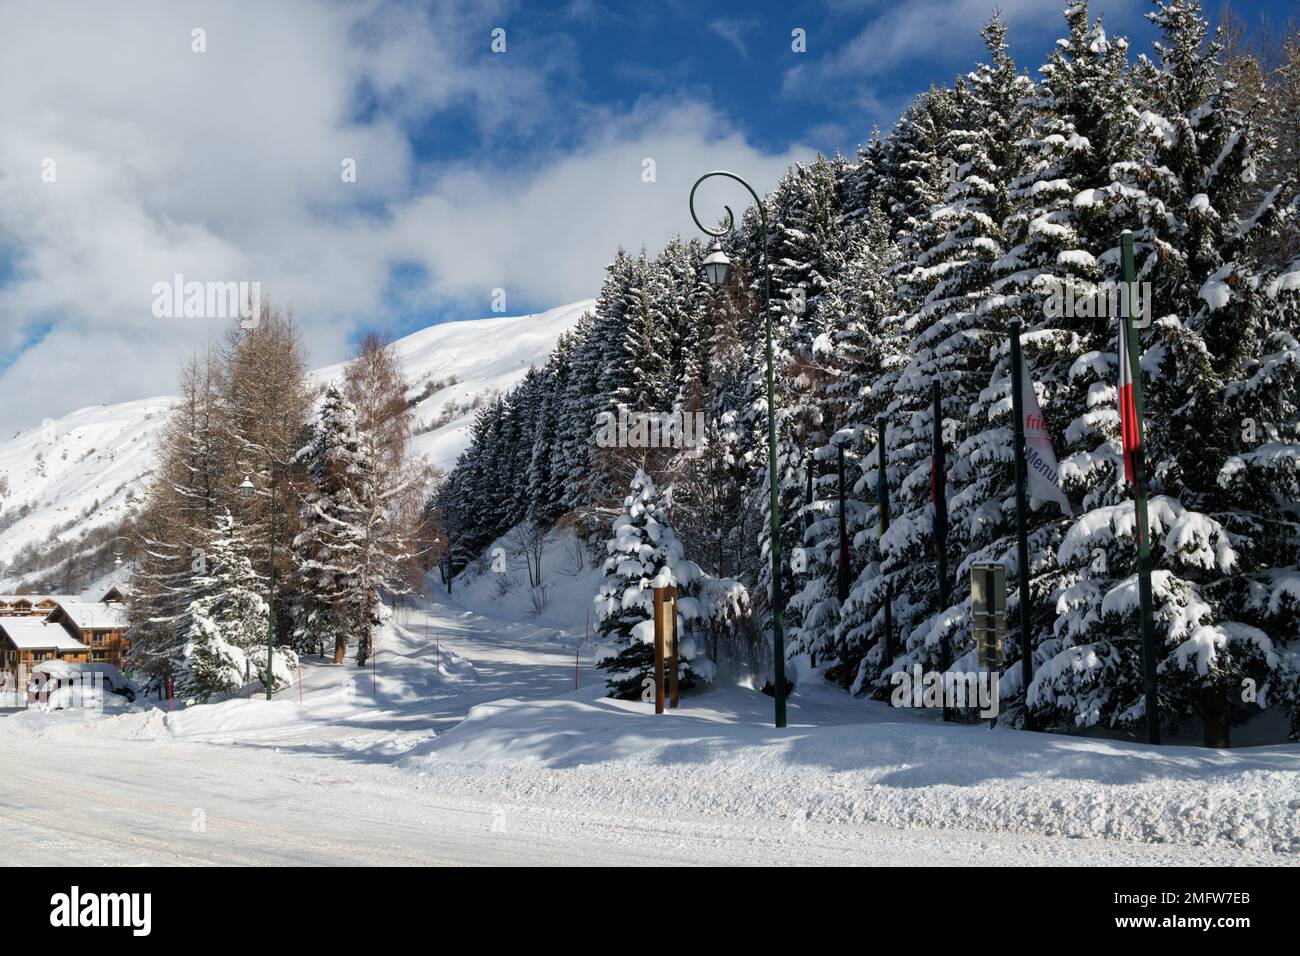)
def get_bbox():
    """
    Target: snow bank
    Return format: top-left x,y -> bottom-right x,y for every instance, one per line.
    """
403,682 -> 1300,853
